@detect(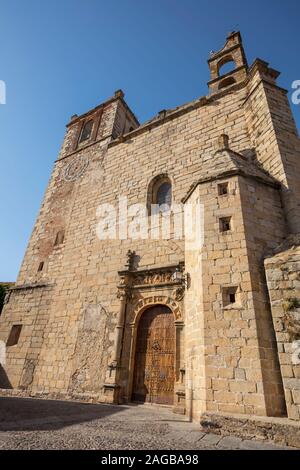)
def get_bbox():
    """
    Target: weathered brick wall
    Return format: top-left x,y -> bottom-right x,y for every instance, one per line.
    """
265,242 -> 300,420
